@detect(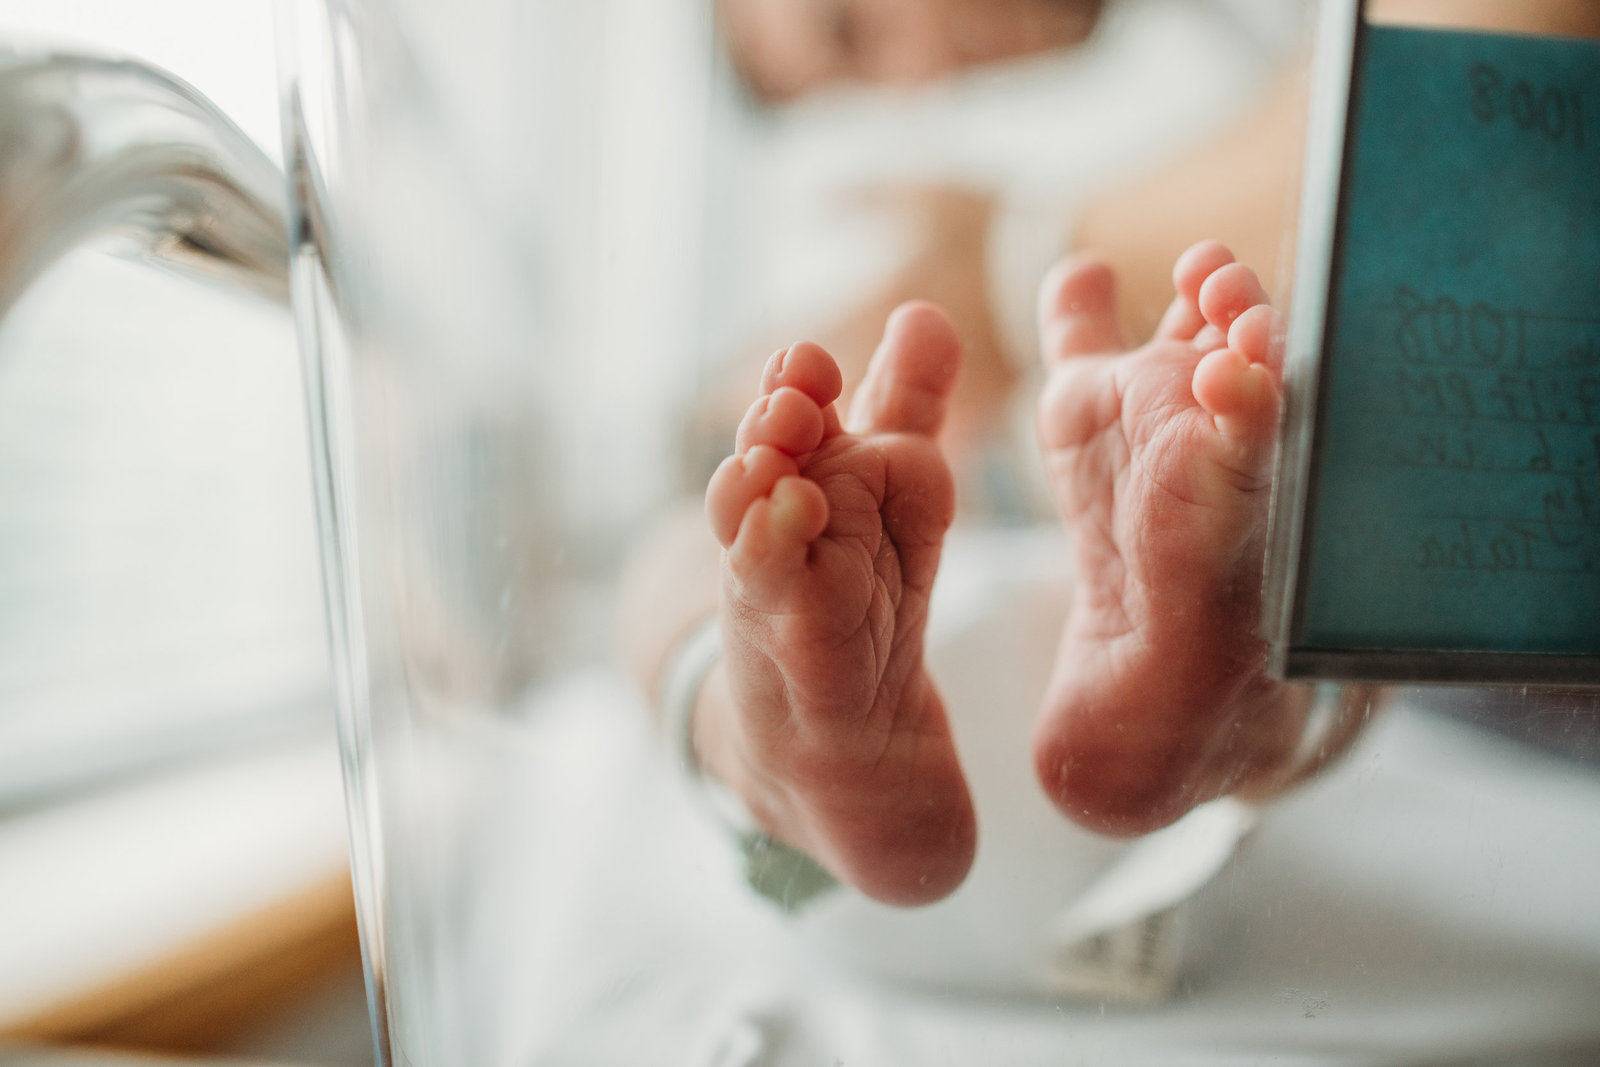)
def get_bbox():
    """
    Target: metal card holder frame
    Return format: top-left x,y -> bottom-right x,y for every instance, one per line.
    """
1263,0 -> 1600,686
